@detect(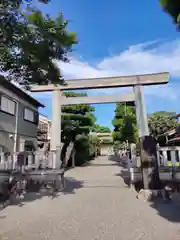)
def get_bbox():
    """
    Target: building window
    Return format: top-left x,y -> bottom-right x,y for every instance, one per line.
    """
0,95 -> 16,115
24,107 -> 39,124
24,108 -> 35,122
